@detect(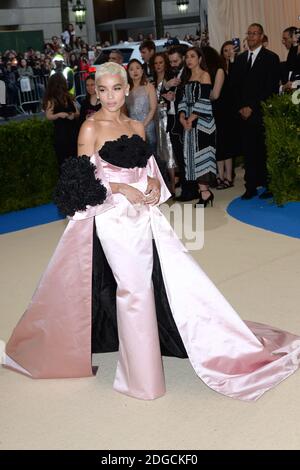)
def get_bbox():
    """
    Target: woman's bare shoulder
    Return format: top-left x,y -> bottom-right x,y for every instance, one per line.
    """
80,117 -> 98,132
201,71 -> 212,84
146,82 -> 156,92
